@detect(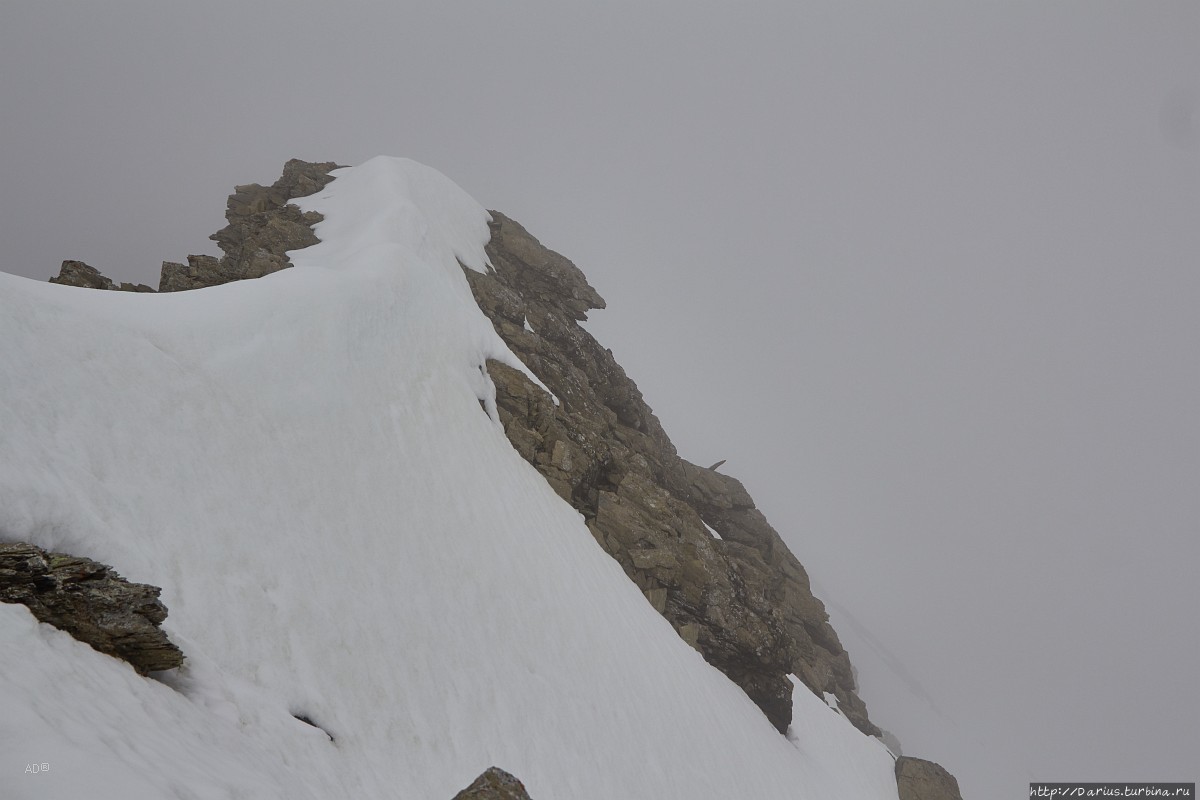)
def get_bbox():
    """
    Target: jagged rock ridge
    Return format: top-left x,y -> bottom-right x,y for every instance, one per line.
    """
46,160 -> 873,734
468,212 -> 878,736
49,160 -> 876,735
50,159 -> 342,294
159,158 -> 341,292
44,161 -> 968,791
